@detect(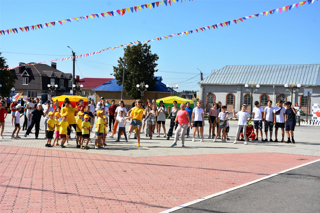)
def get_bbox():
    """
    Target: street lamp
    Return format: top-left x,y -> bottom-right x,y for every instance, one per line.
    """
47,83 -> 58,96
72,83 -> 83,95
284,82 -> 301,102
136,82 -> 149,101
166,83 -> 179,96
67,46 -> 76,96
245,83 -> 260,115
